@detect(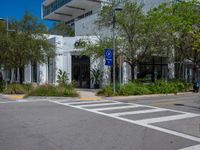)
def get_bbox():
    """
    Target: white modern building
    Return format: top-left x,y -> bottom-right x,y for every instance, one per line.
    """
1,0 -> 194,87
40,0 -> 180,87
30,35 -> 113,88
42,0 -> 170,37
1,34 -> 112,88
